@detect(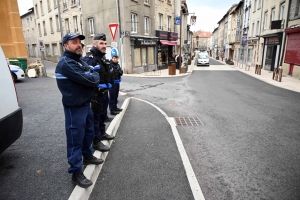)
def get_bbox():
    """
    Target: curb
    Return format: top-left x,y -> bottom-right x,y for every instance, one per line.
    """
68,97 -> 131,200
